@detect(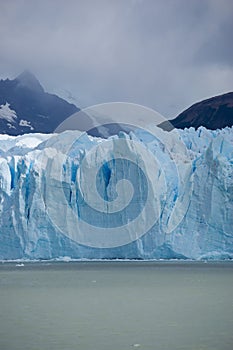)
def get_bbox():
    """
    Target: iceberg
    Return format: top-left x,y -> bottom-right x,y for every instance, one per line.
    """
0,126 -> 232,260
